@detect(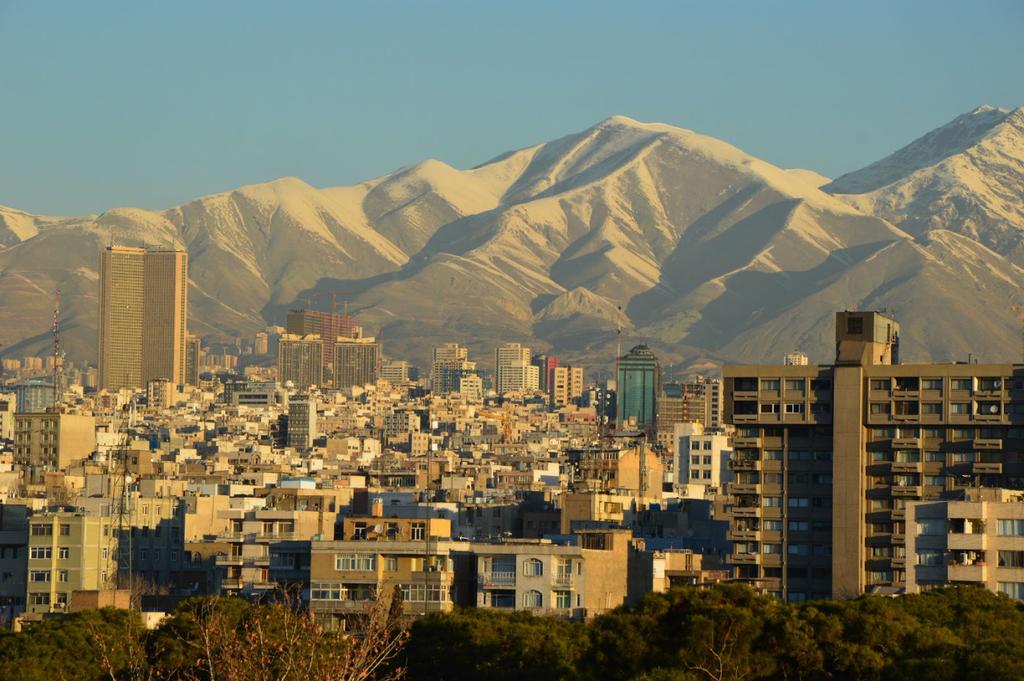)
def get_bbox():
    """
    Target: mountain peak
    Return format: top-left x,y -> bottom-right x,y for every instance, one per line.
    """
824,105 -> 1017,195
